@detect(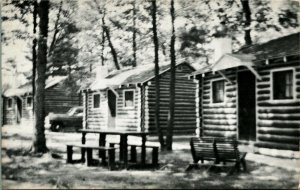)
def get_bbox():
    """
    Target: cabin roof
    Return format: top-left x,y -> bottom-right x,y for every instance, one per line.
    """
191,54 -> 256,75
89,62 -> 195,91
237,32 -> 300,60
3,76 -> 68,97
191,32 -> 300,76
